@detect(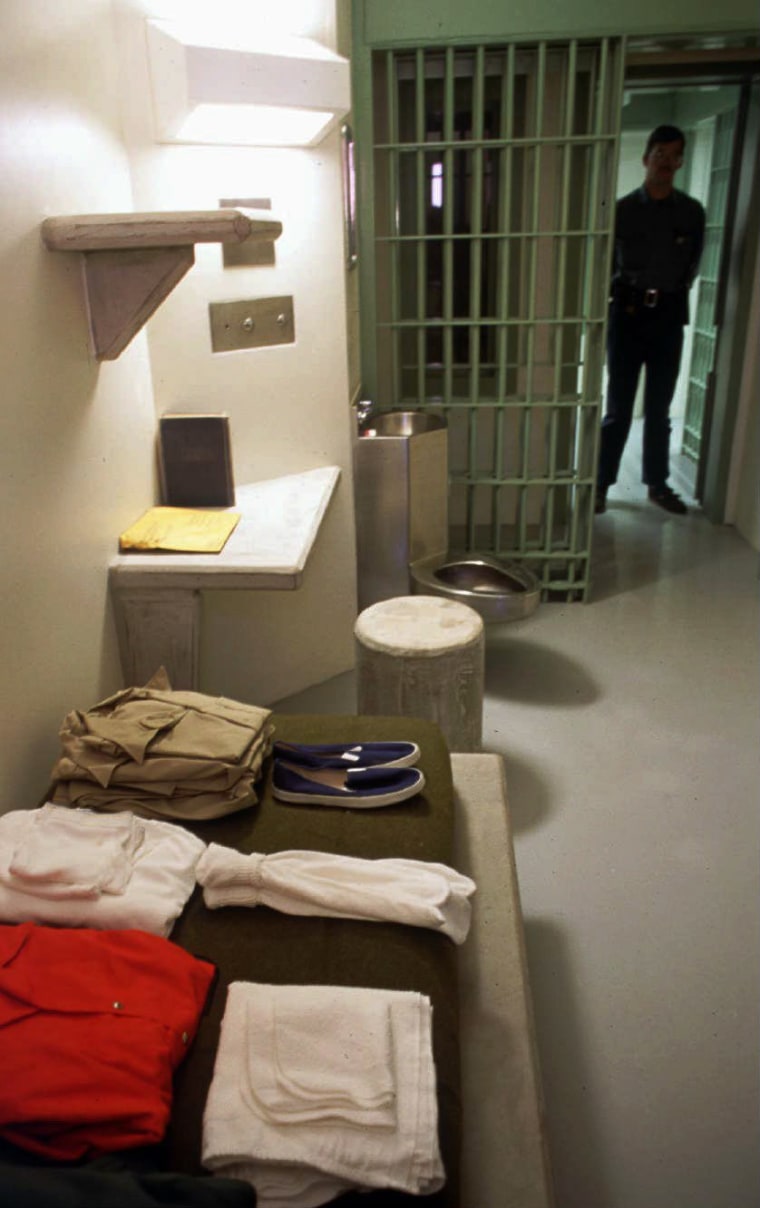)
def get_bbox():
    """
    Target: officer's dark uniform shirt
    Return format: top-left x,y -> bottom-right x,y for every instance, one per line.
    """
612,186 -> 705,322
